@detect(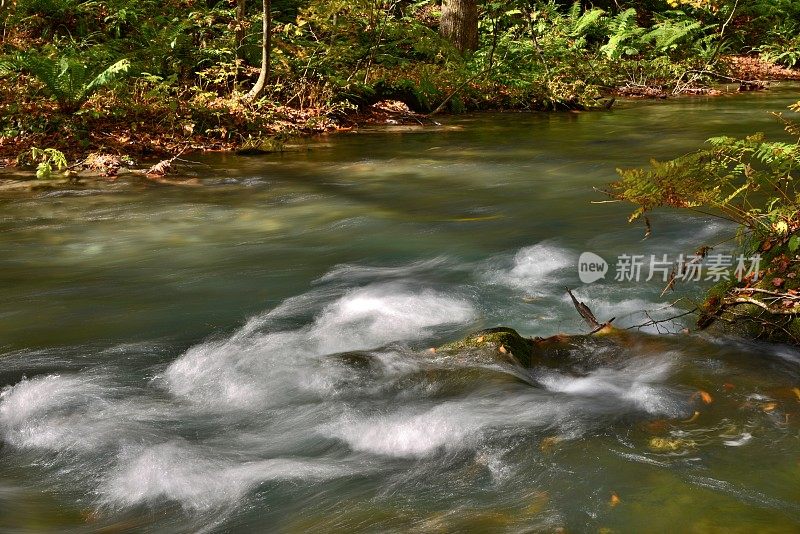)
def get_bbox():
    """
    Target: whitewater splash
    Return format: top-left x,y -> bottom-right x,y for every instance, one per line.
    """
162,282 -> 477,409
0,251 -> 696,518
